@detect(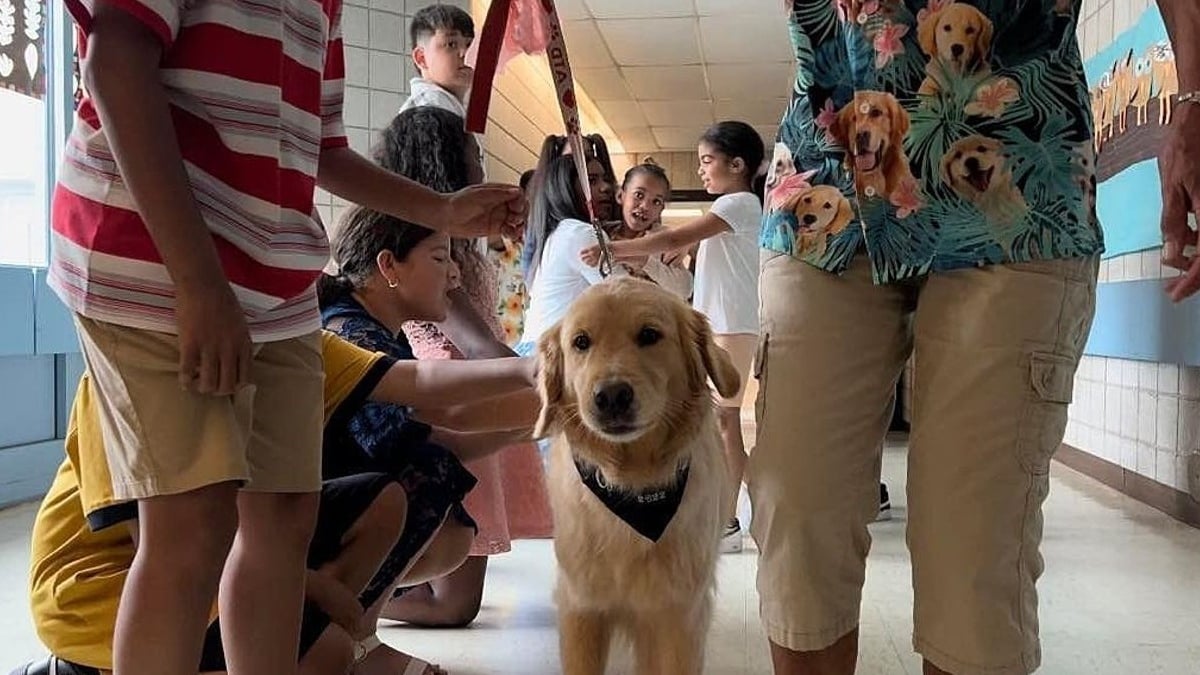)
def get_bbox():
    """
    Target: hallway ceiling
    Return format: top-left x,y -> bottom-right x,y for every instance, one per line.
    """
555,0 -> 795,154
